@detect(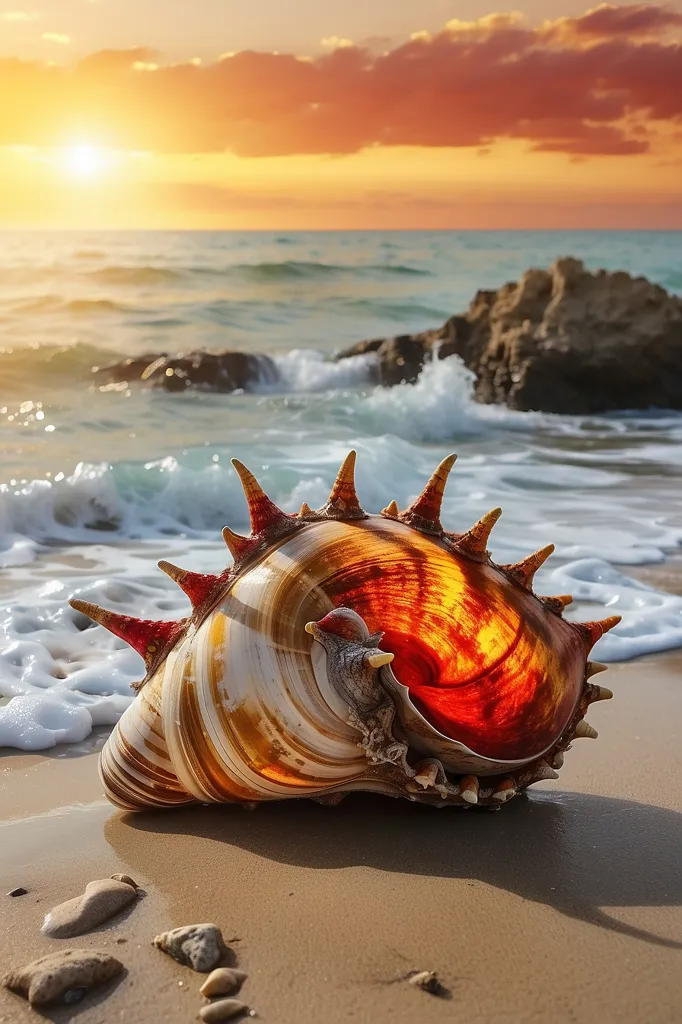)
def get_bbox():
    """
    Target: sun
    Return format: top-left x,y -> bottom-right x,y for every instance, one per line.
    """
61,144 -> 108,179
